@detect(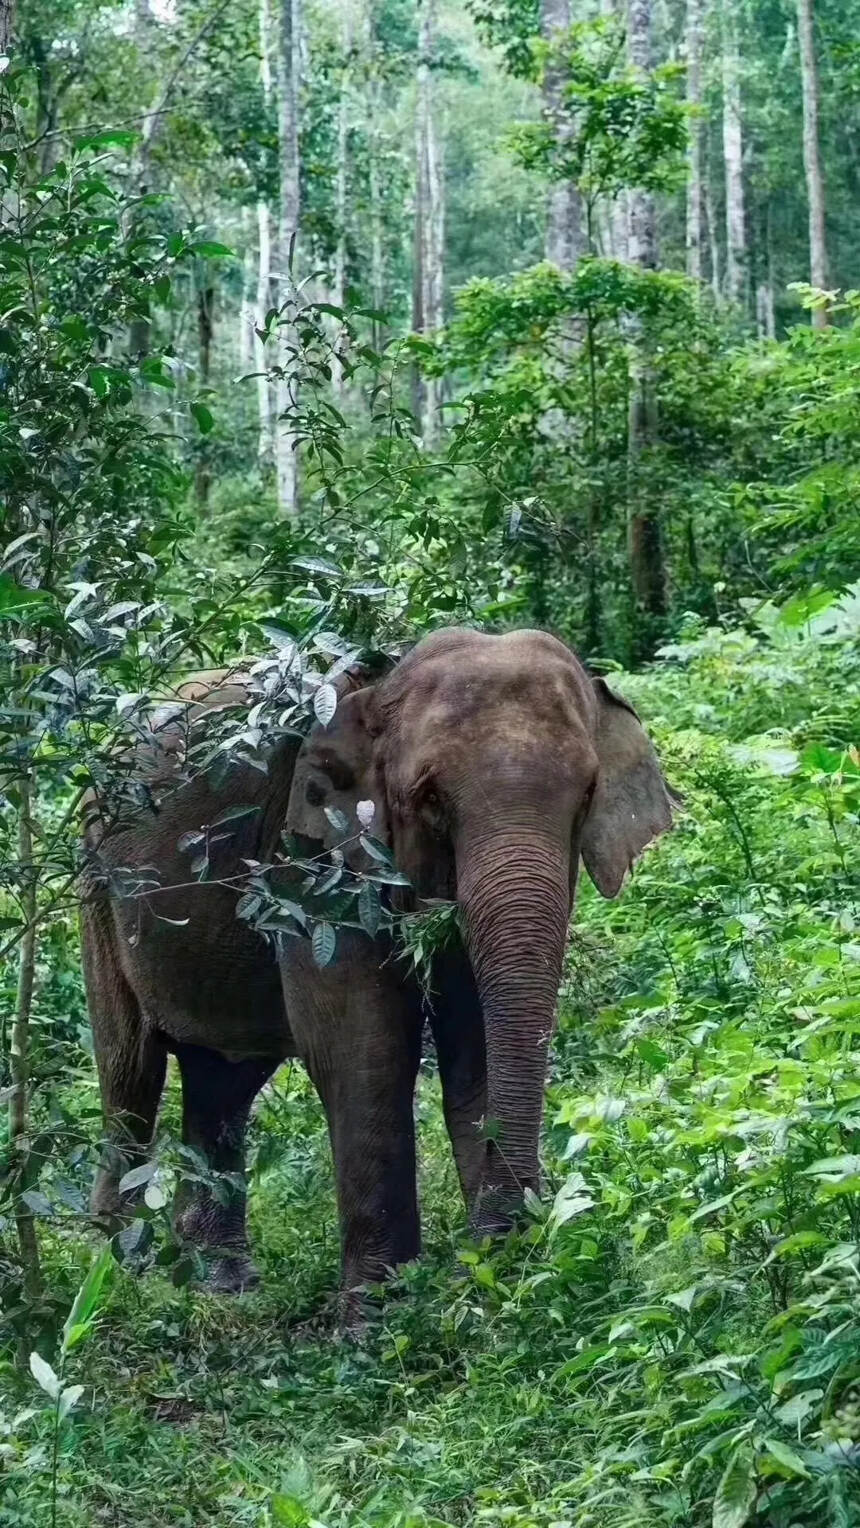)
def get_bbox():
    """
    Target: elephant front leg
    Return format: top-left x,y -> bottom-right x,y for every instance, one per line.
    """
173,1042 -> 275,1293
429,948 -> 488,1212
282,937 -> 423,1325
